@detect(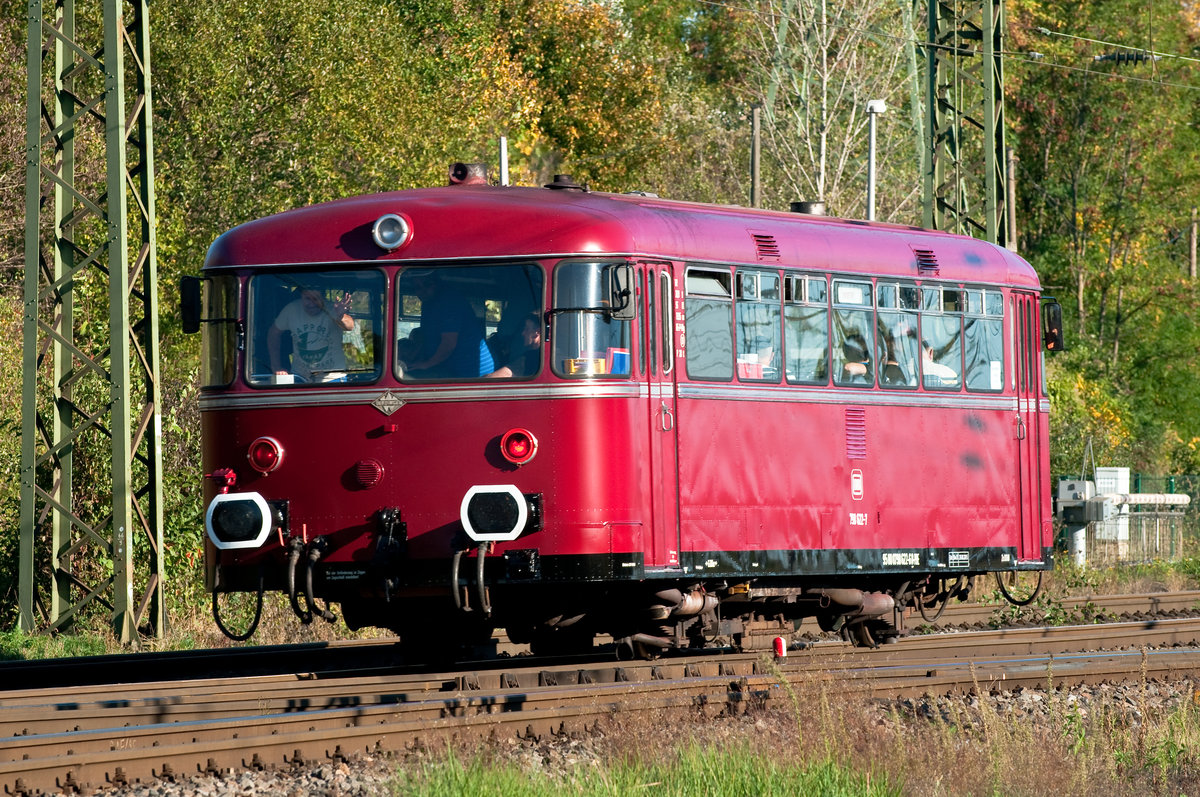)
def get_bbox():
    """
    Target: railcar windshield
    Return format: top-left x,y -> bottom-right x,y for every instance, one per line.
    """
395,263 -> 544,381
246,270 -> 385,386
550,260 -> 633,378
